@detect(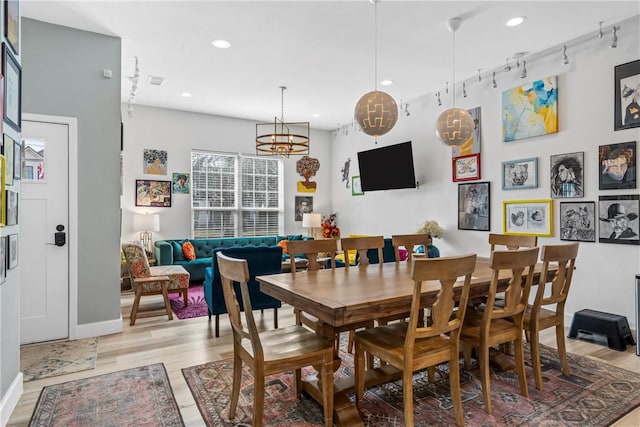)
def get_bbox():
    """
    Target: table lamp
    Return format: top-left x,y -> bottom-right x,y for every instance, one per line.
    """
133,213 -> 160,257
302,213 -> 322,239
